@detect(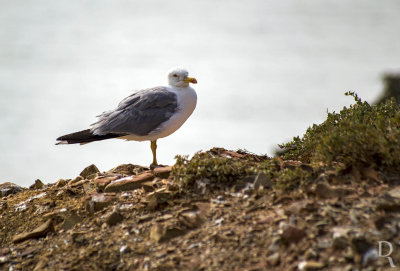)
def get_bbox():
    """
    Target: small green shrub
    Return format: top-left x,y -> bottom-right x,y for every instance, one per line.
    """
279,92 -> 400,170
172,152 -> 252,188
